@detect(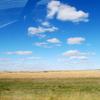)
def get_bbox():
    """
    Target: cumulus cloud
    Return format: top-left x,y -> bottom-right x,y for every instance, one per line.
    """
47,0 -> 89,22
62,50 -> 92,60
67,37 -> 85,44
34,42 -> 50,48
70,56 -> 88,60
63,50 -> 82,57
34,40 -> 61,48
47,38 -> 61,43
28,26 -> 58,36
5,51 -> 32,55
47,0 -> 60,18
41,21 -> 50,27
